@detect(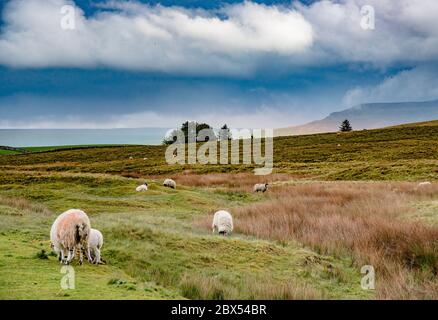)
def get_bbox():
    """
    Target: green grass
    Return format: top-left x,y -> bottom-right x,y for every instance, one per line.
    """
0,149 -> 21,155
0,144 -> 141,155
407,200 -> 438,225
0,172 -> 370,300
24,144 -> 139,153
0,233 -> 178,300
0,120 -> 437,299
